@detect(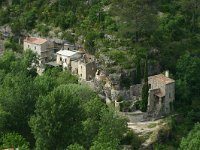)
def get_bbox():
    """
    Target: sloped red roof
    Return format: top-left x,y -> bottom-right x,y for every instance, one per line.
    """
149,74 -> 175,84
24,37 -> 47,45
